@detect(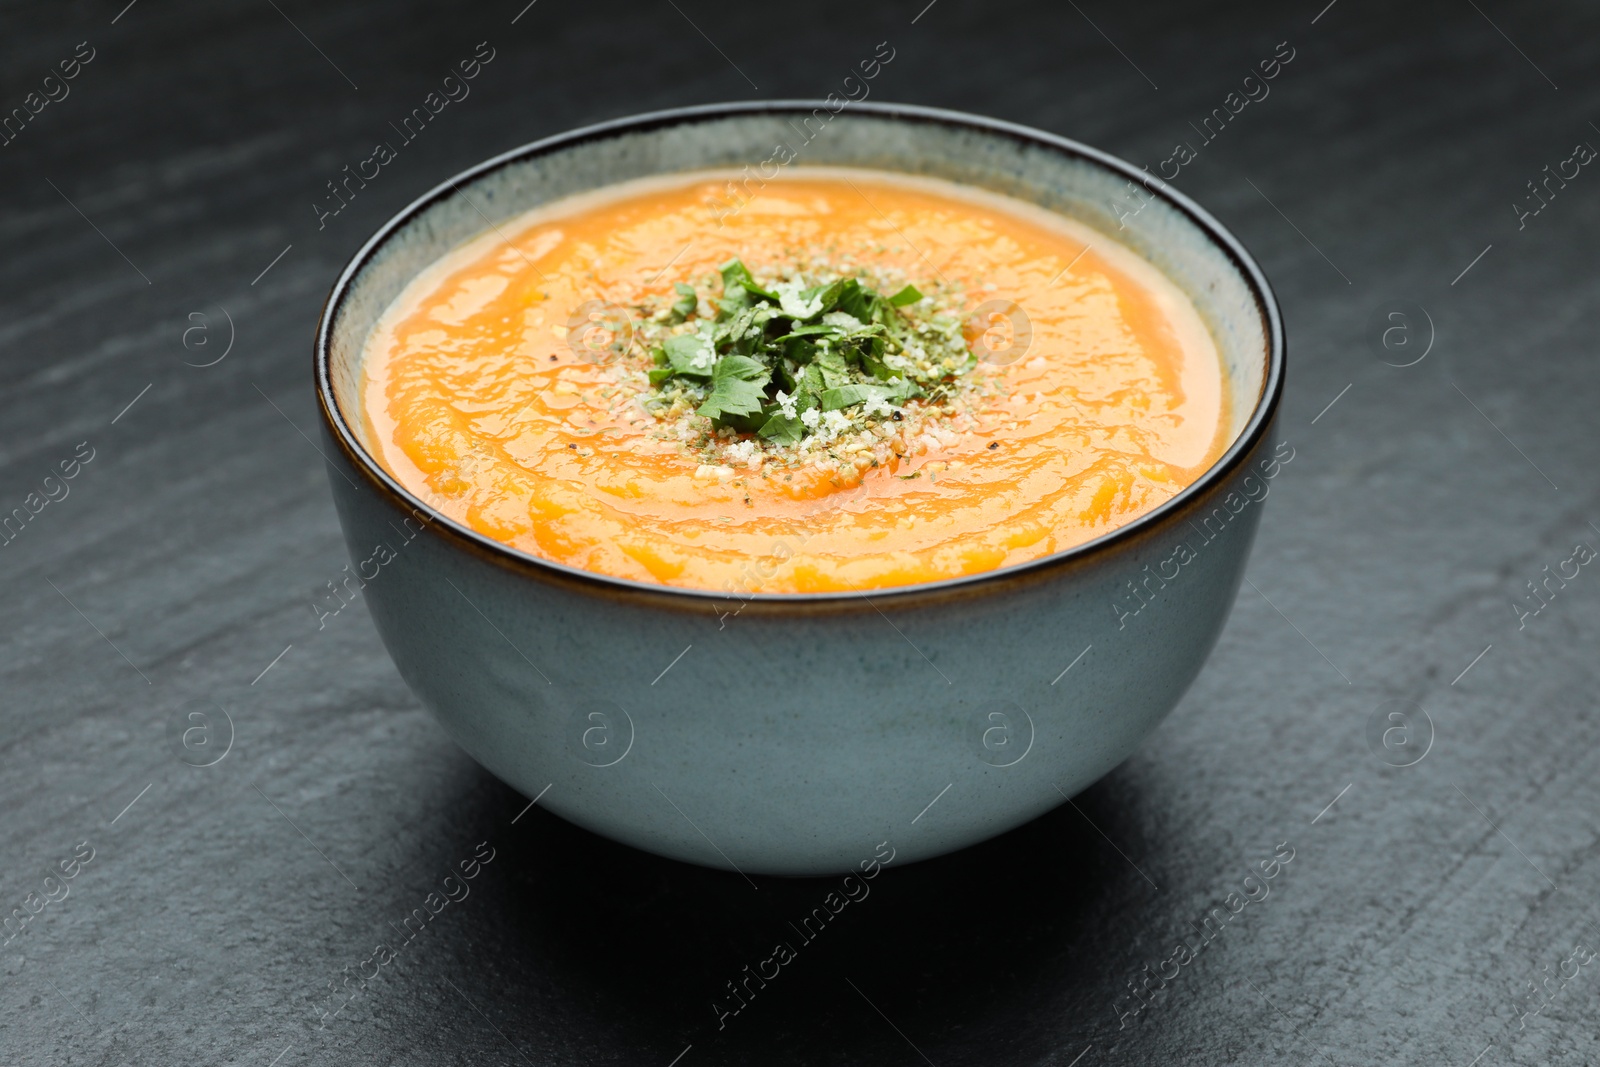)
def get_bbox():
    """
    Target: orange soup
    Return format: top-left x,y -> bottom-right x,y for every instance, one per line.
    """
360,168 -> 1228,593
